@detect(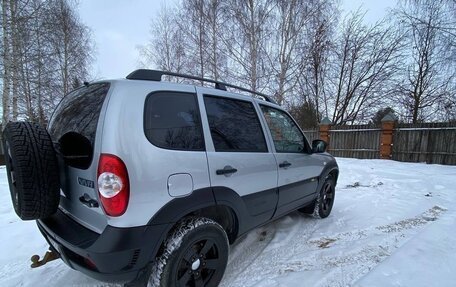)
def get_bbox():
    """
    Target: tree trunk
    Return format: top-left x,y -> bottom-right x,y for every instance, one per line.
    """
2,0 -> 11,124
9,0 -> 18,121
248,0 -> 257,92
412,98 -> 420,123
